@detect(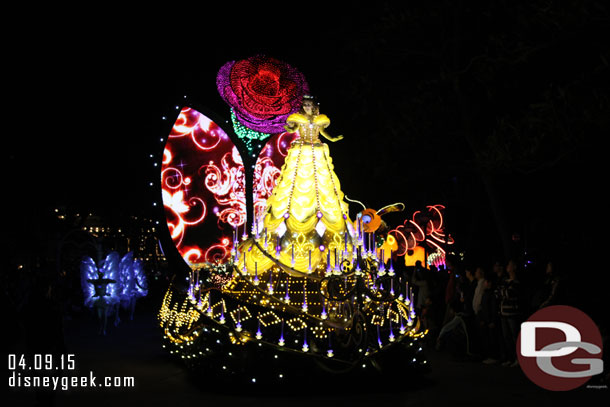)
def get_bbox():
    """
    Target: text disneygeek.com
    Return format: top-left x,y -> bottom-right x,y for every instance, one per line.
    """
8,354 -> 135,391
